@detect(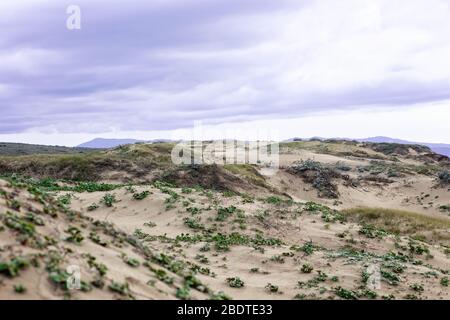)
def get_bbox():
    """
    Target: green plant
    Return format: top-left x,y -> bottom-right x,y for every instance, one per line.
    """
24,213 -> 44,226
334,287 -> 358,300
226,277 -> 245,288
184,217 -> 204,230
87,203 -> 99,211
438,171 -> 450,184
65,226 -> 84,244
8,199 -> 21,211
3,212 -> 36,236
122,254 -> 140,267
270,255 -> 285,264
144,221 -> 157,228
57,194 -> 72,206
0,257 -> 29,277
331,276 -> 339,282
187,207 -> 200,215
216,206 -> 238,222
440,277 -> 449,287
410,283 -> 424,292
359,224 -> 387,239
109,281 -> 131,297
86,254 -> 108,276
182,187 -> 192,194
89,232 -> 108,247
133,191 -> 150,200
211,291 -> 232,300
14,284 -> 26,294
265,196 -> 282,205
301,264 -> 314,273
176,287 -> 190,299
152,269 -> 174,285
101,194 -> 117,207
48,269 -> 70,290
381,270 -> 400,286
301,241 -> 316,256
265,283 -> 279,293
